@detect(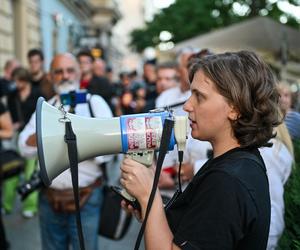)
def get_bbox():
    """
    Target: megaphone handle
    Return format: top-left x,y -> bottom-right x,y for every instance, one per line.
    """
112,151 -> 154,211
110,186 -> 141,211
128,151 -> 154,167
